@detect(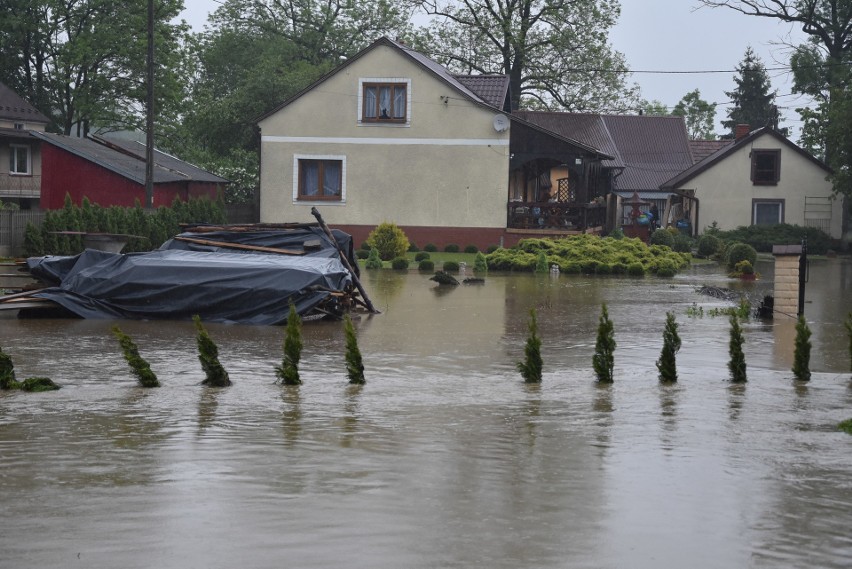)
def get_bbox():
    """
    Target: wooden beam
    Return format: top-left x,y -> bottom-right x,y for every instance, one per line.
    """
172,236 -> 306,255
